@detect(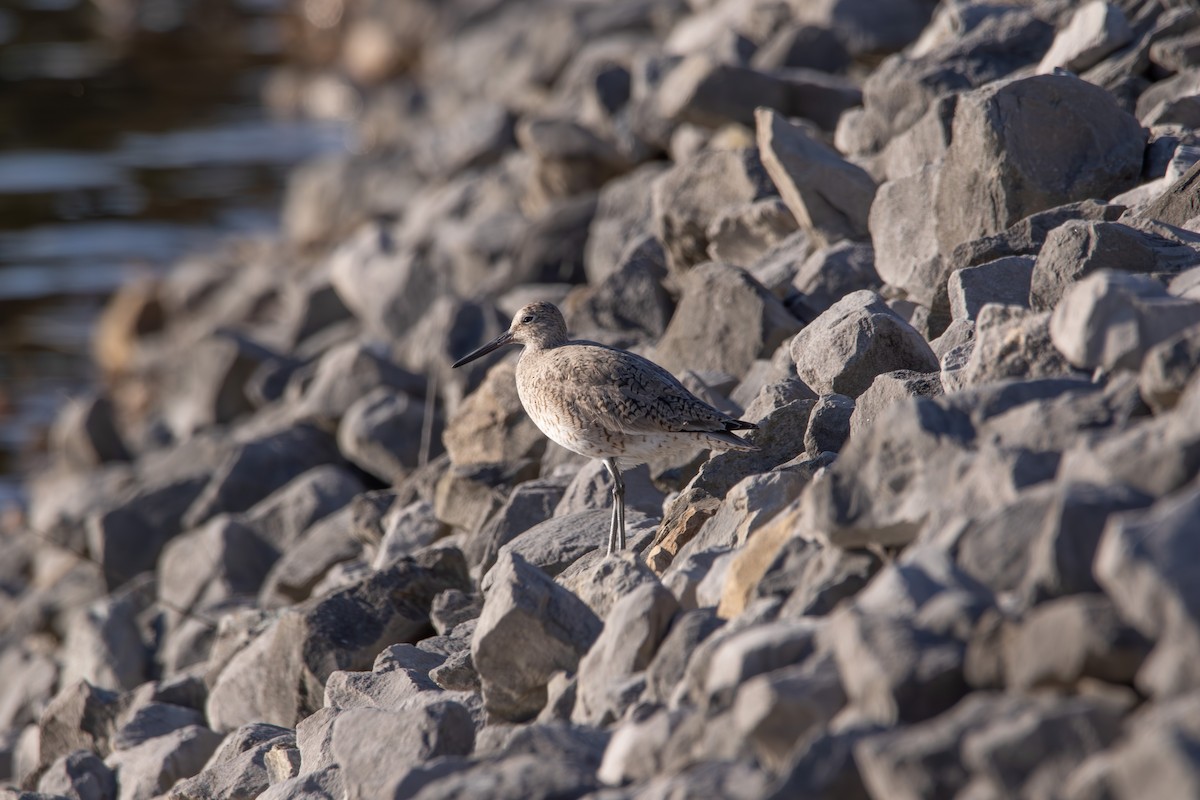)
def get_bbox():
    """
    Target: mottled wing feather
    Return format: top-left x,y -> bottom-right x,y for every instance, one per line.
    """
542,343 -> 736,437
